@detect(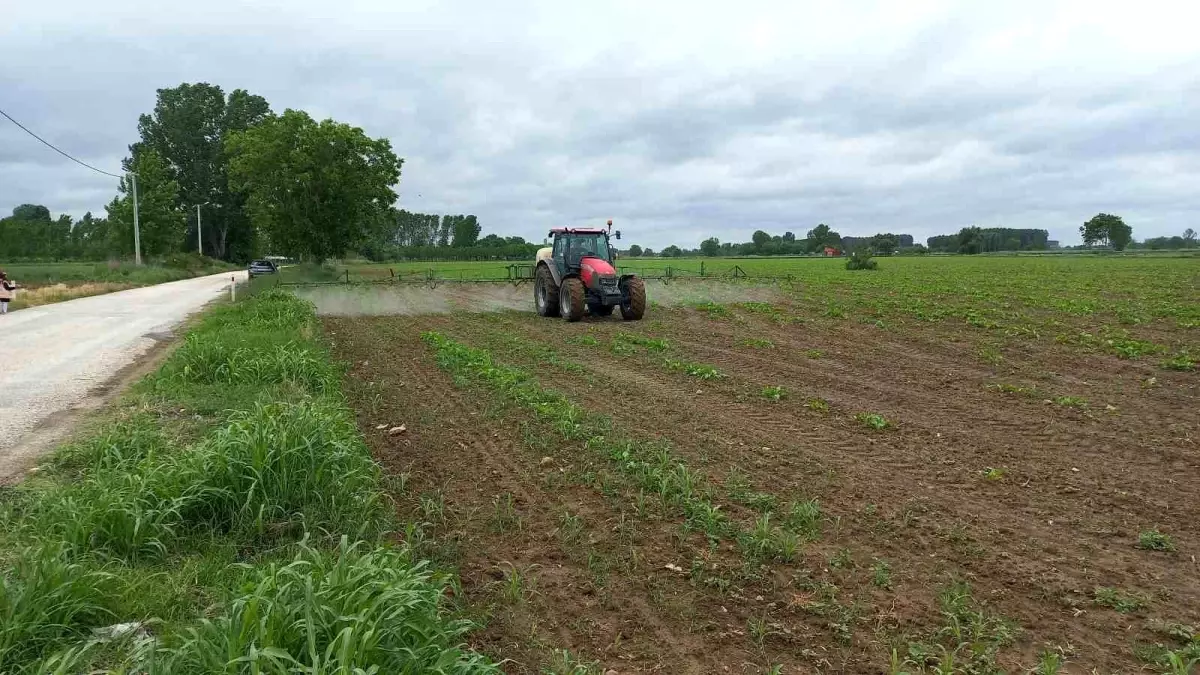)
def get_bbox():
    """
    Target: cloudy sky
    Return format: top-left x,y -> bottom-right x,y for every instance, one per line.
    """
2,0 -> 1197,248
